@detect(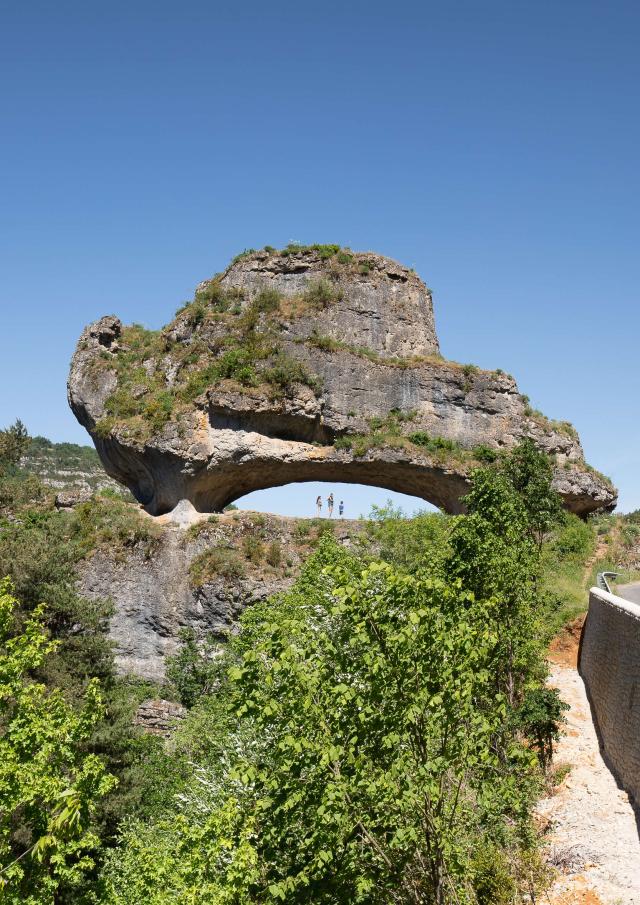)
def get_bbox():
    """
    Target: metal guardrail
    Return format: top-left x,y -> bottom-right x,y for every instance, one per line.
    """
597,571 -> 619,594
